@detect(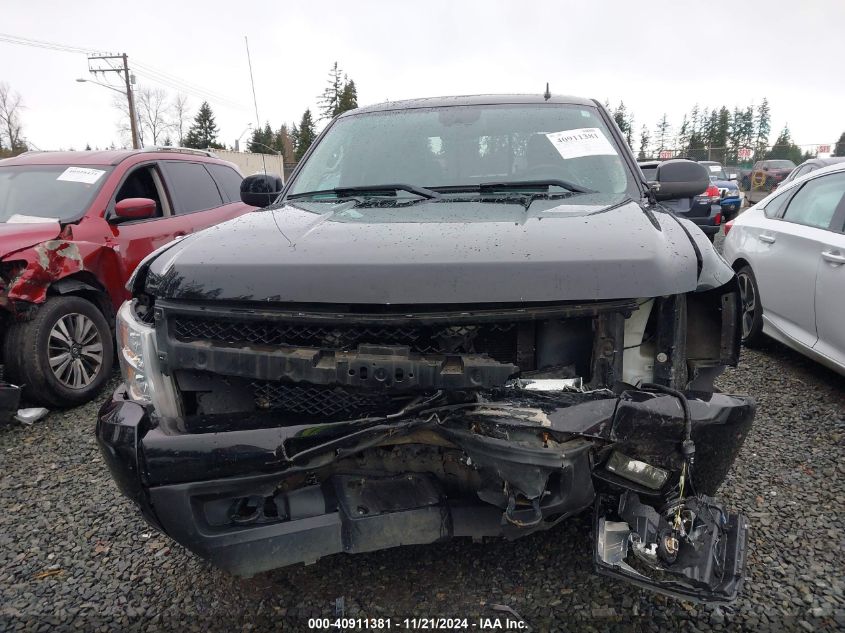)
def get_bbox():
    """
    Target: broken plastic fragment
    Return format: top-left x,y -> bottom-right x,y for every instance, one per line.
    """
15,407 -> 49,425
